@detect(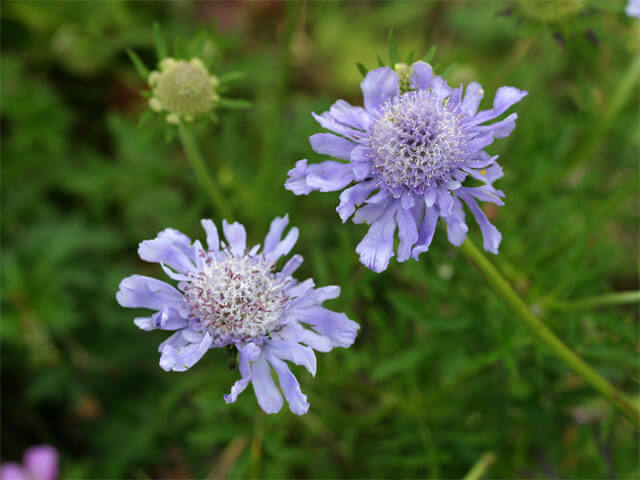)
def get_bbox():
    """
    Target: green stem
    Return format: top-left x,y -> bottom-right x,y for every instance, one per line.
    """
177,122 -> 232,219
462,452 -> 495,480
459,239 -> 640,428
547,291 -> 640,311
562,54 -> 640,176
